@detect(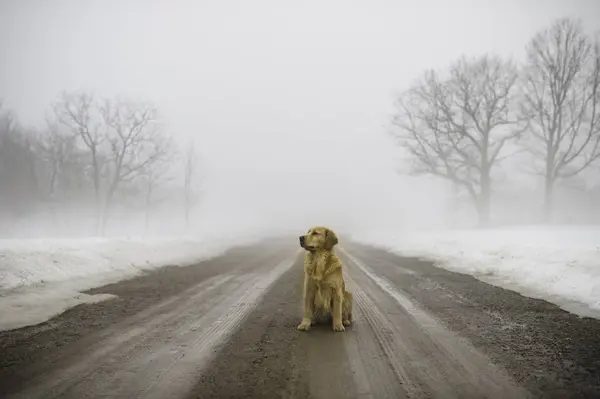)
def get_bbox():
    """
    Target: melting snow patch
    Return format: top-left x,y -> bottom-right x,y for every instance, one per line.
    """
351,225 -> 600,318
0,235 -> 256,331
